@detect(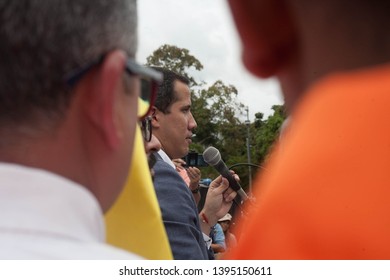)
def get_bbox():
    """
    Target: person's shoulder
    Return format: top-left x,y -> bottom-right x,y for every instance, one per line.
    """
214,223 -> 223,231
153,157 -> 172,170
153,154 -> 184,183
0,236 -> 143,260
73,243 -> 144,259
153,165 -> 191,198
